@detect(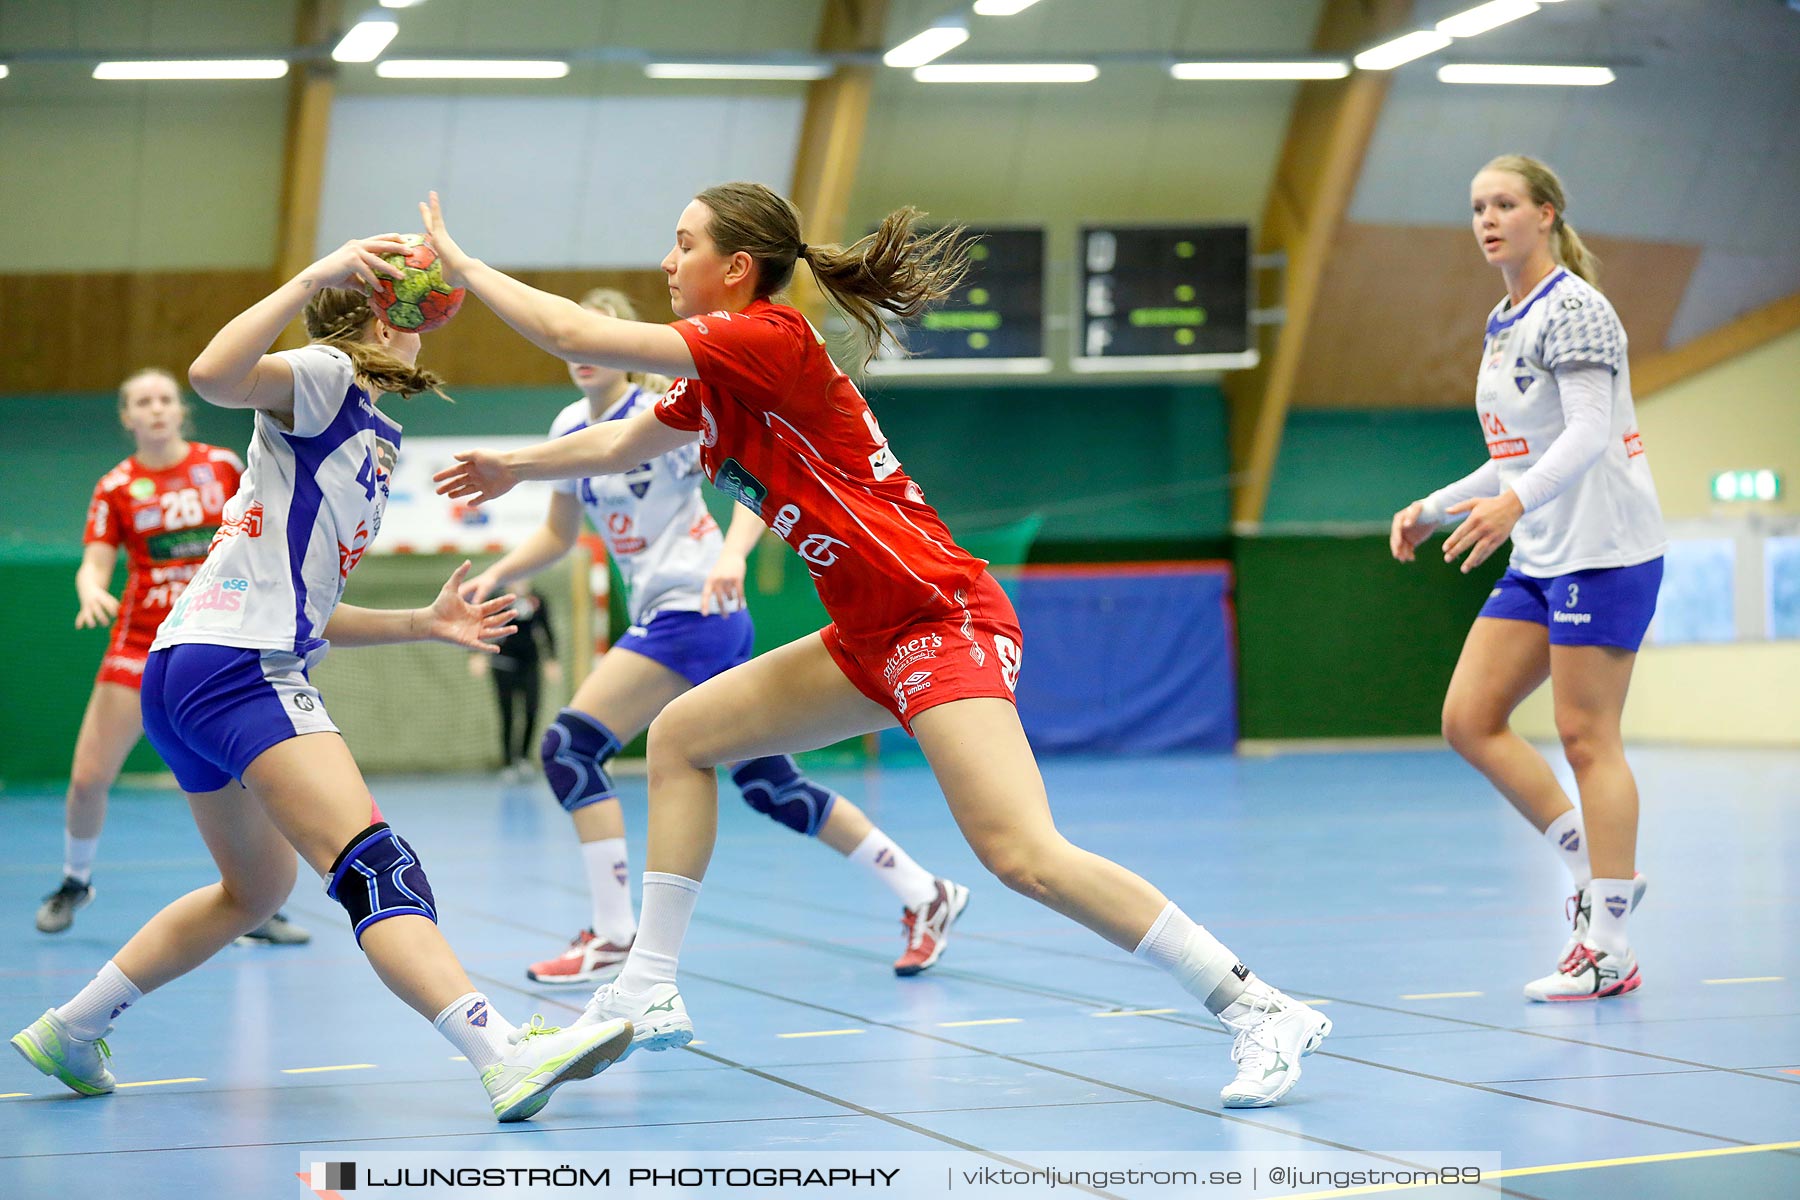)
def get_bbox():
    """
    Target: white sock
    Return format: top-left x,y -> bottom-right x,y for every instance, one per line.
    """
581,837 -> 636,944
432,992 -> 513,1071
847,829 -> 938,908
63,834 -> 100,886
1134,903 -> 1253,1015
614,872 -> 700,996
56,960 -> 141,1040
1585,878 -> 1634,956
1543,810 -> 1590,890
